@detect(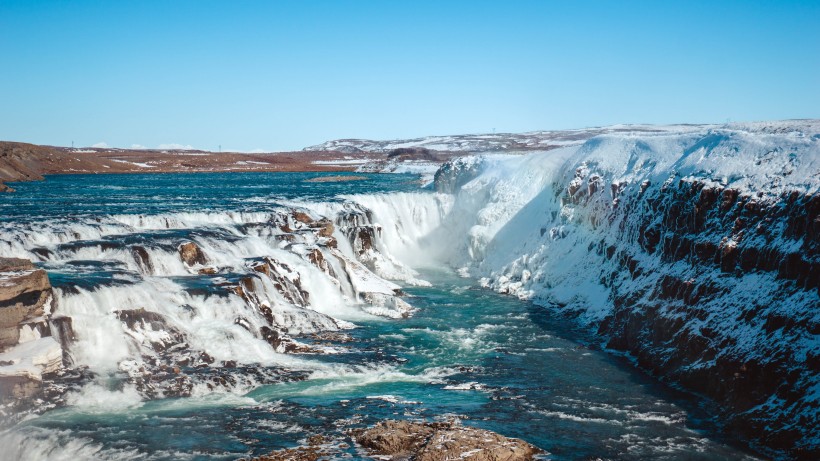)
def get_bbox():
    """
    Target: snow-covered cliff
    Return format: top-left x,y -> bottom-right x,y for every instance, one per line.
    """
363,120 -> 819,459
